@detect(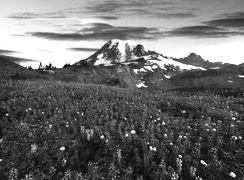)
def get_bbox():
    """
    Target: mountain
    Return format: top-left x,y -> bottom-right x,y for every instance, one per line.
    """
173,53 -> 231,69
74,39 -> 147,66
71,39 -> 244,90
72,39 -> 210,90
